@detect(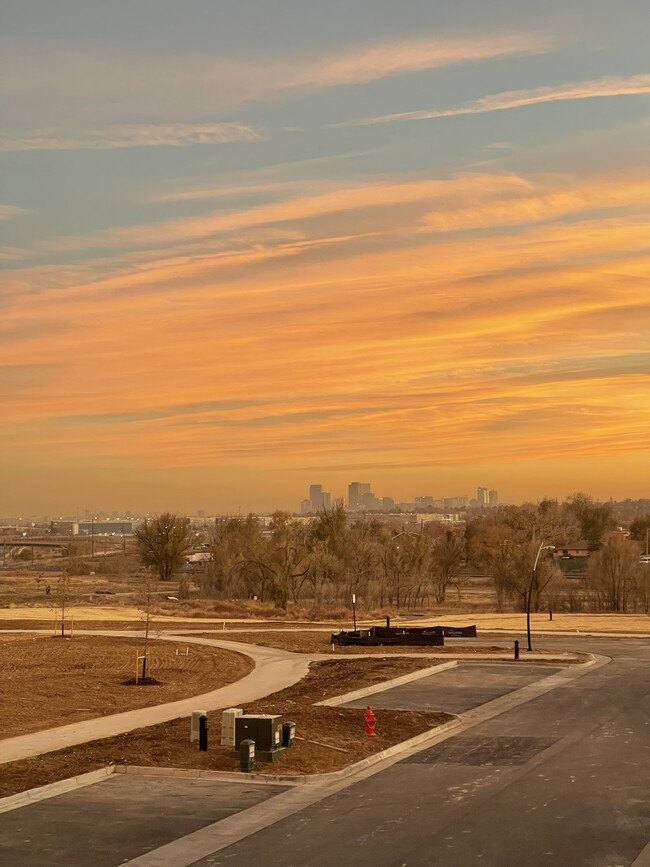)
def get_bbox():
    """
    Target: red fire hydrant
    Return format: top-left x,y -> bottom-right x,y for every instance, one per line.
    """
364,705 -> 377,737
